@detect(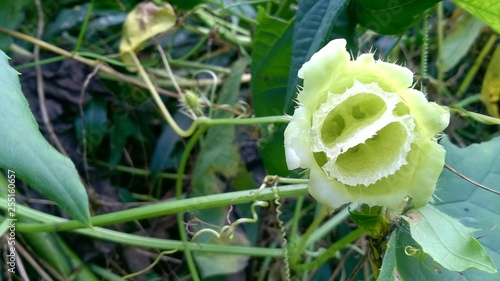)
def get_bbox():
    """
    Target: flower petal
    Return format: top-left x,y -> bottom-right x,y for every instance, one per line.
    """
406,139 -> 446,207
297,39 -> 351,109
284,39 -> 450,211
398,89 -> 450,138
284,107 -> 314,170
